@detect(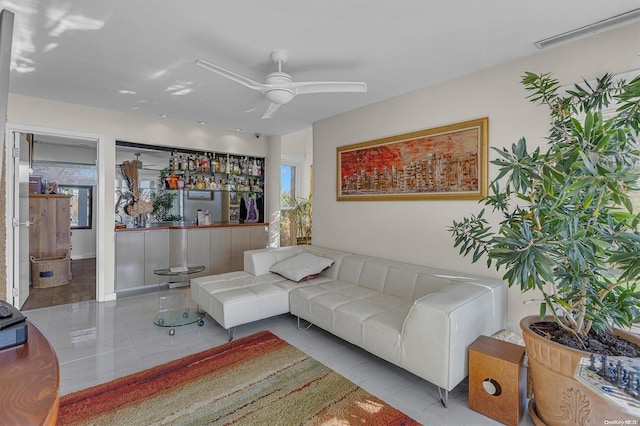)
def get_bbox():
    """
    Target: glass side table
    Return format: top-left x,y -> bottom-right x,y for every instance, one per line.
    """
152,265 -> 206,335
153,265 -> 206,288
